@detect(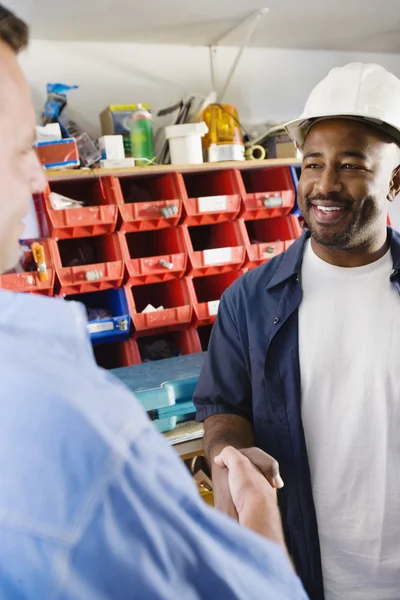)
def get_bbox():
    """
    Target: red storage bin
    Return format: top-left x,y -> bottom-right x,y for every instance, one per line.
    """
183,221 -> 245,277
42,177 -> 119,239
196,324 -> 214,351
239,166 -> 296,220
137,328 -> 202,362
126,279 -> 192,336
181,169 -> 242,225
187,271 -> 243,325
52,234 -> 124,296
94,338 -> 141,369
0,238 -> 55,295
120,228 -> 187,286
239,215 -> 302,270
115,173 -> 184,232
